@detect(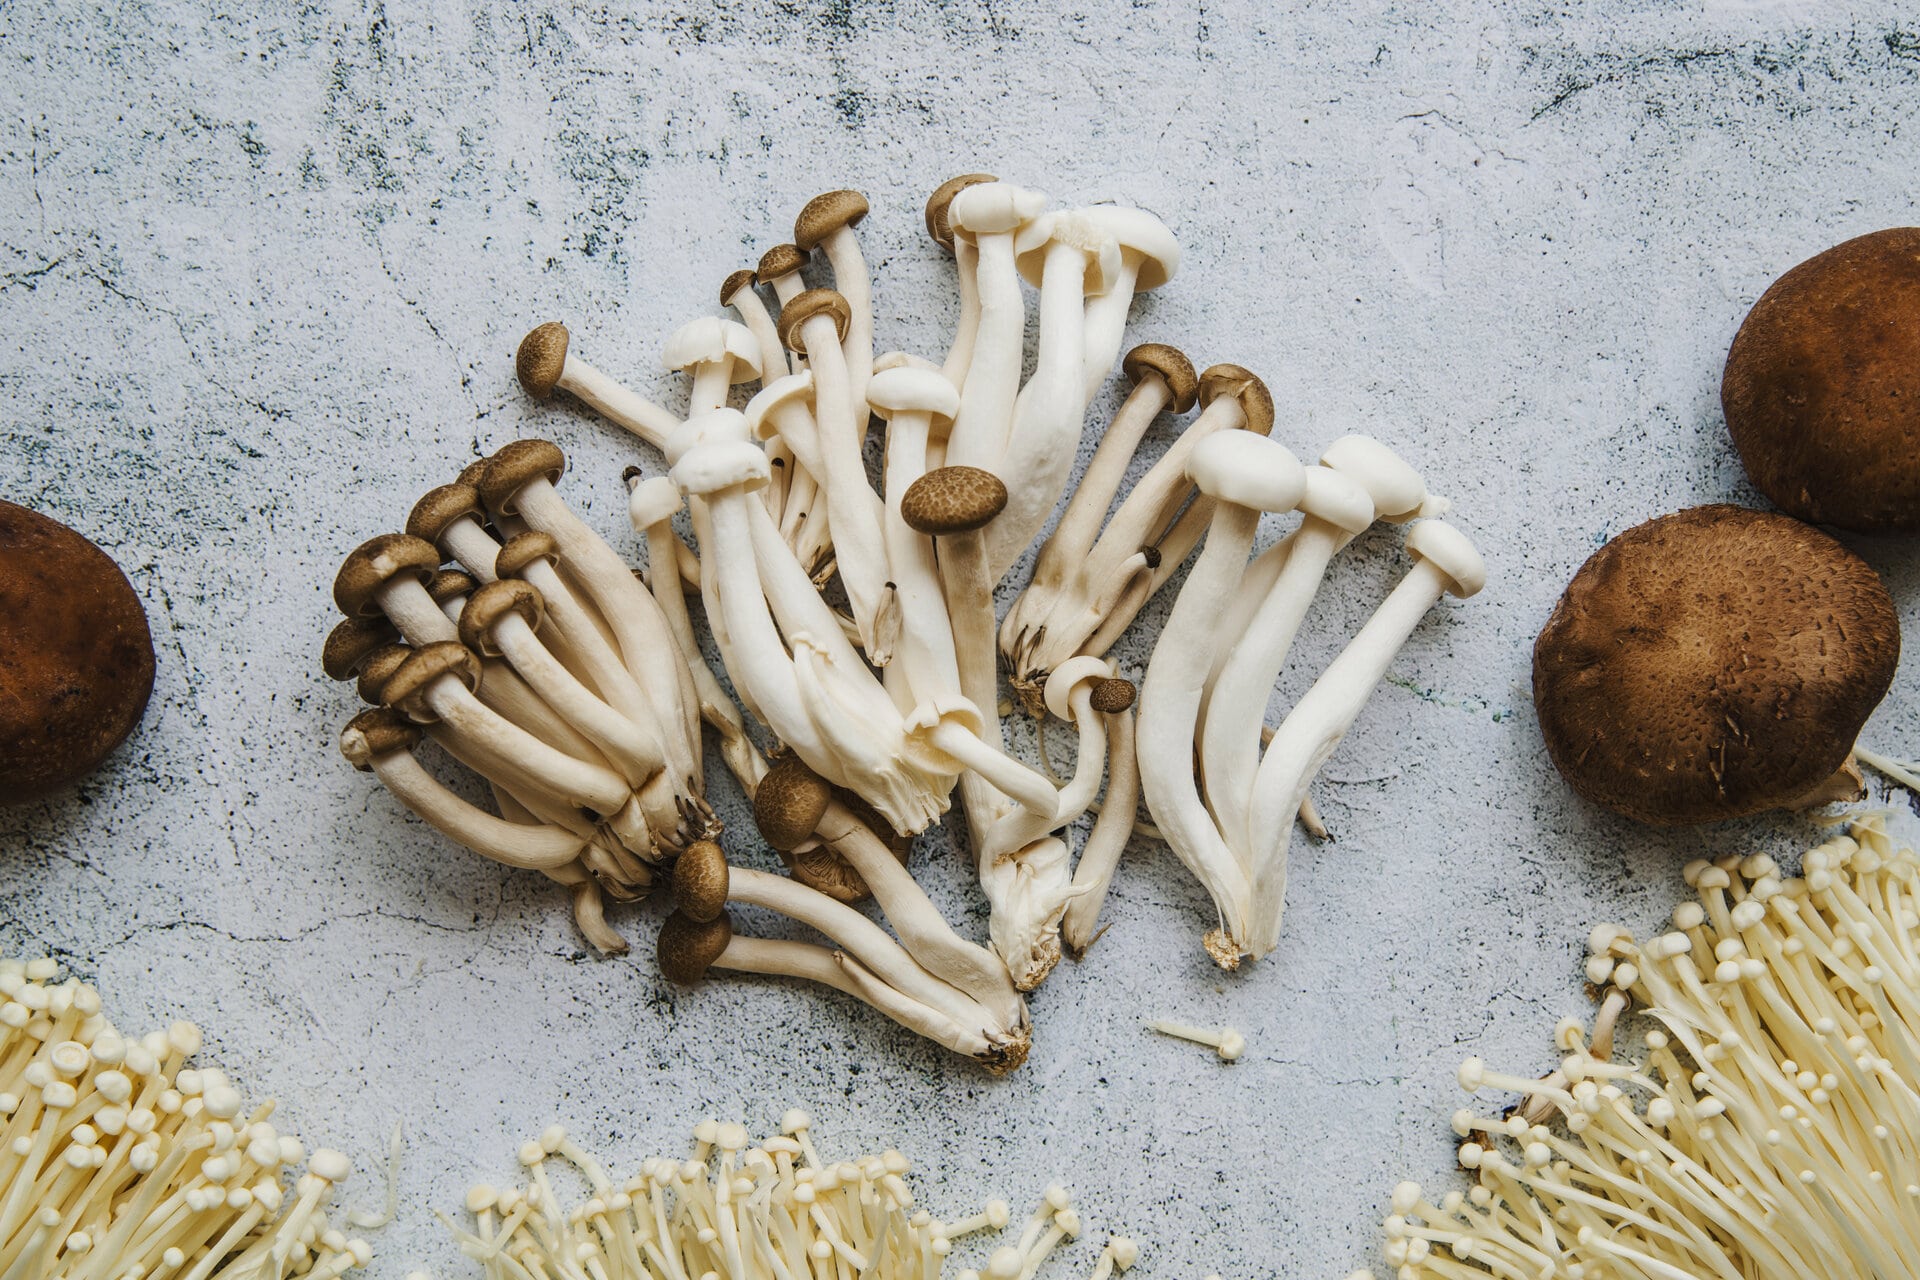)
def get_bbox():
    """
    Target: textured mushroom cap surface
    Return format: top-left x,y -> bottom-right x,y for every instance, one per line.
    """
658,910 -> 733,984
495,530 -> 559,579
425,569 -> 477,605
383,640 -> 483,715
754,756 -> 833,851
333,533 -> 441,618
323,616 -> 400,681
720,268 -> 757,307
1722,227 -> 1920,532
672,840 -> 731,922
925,173 -> 996,248
458,579 -> 545,655
1090,678 -> 1137,715
757,243 -> 807,282
0,501 -> 155,805
407,483 -> 484,546
777,288 -> 853,352
1123,343 -> 1199,413
900,467 -> 1008,535
356,644 -> 412,705
478,439 -> 567,516
1198,364 -> 1275,436
516,322 -> 570,398
1533,504 -> 1899,825
339,707 -> 422,771
793,189 -> 869,250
